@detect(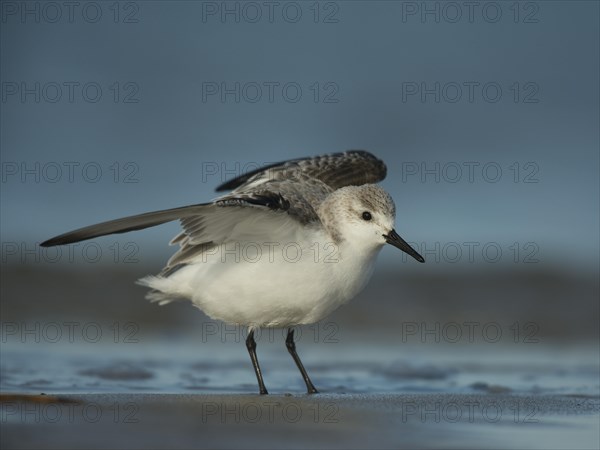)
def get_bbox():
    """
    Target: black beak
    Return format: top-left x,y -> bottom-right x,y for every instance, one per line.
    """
383,229 -> 425,263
